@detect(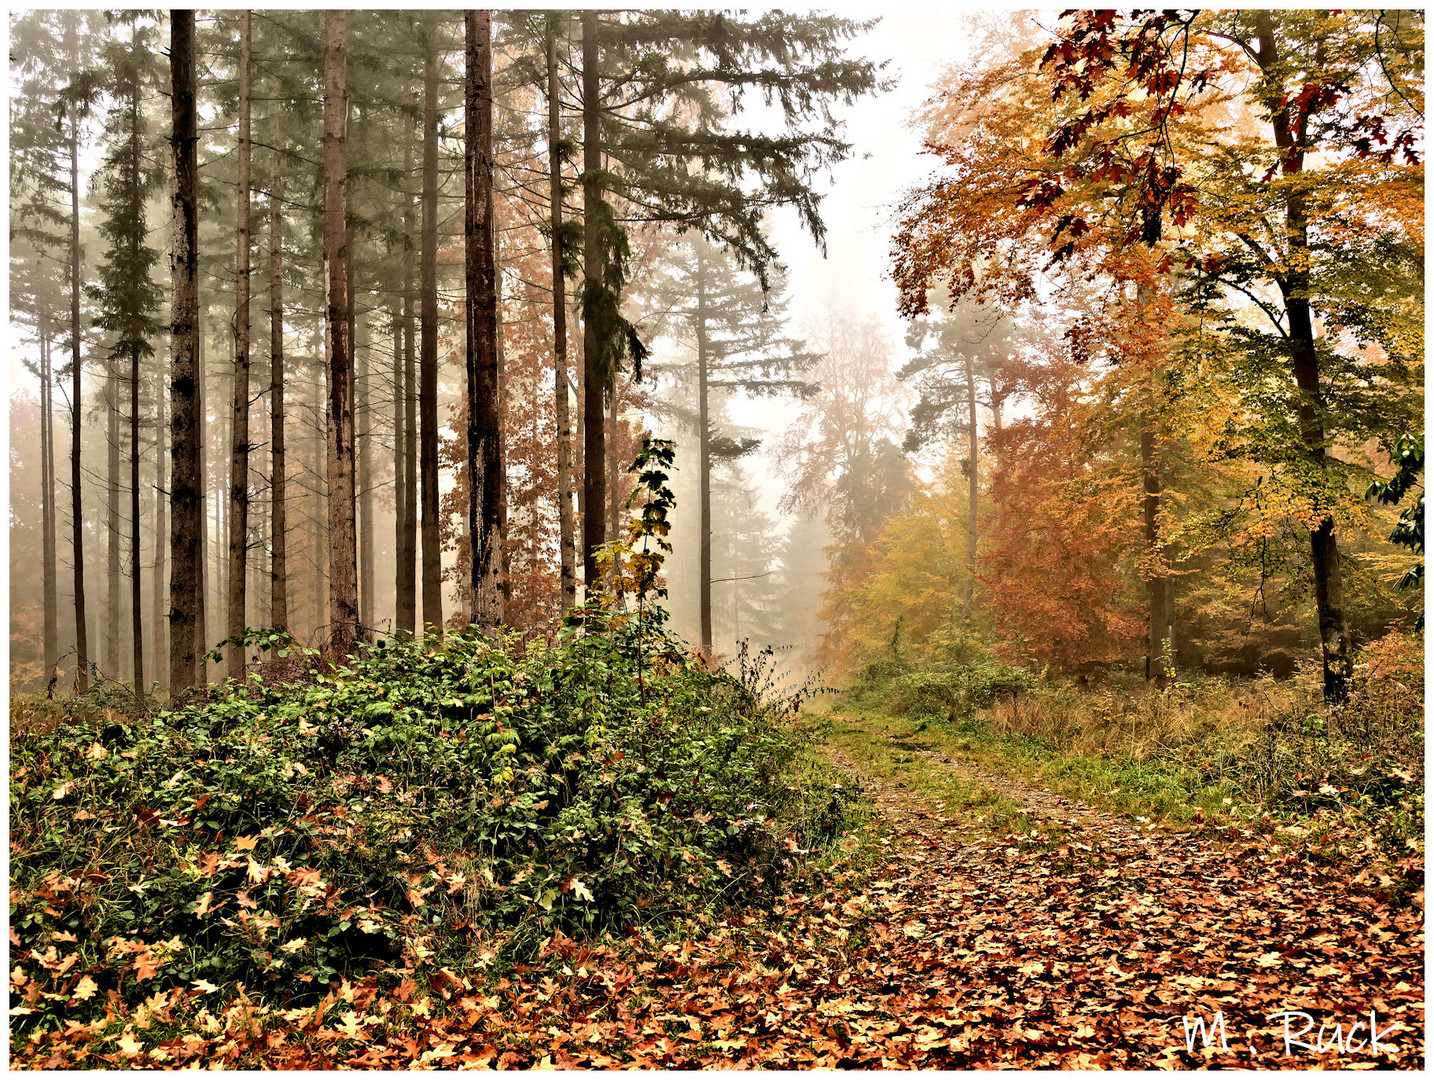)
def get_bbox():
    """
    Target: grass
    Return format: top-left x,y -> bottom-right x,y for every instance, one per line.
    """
807,703 -> 1071,842
820,633 -> 1425,904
